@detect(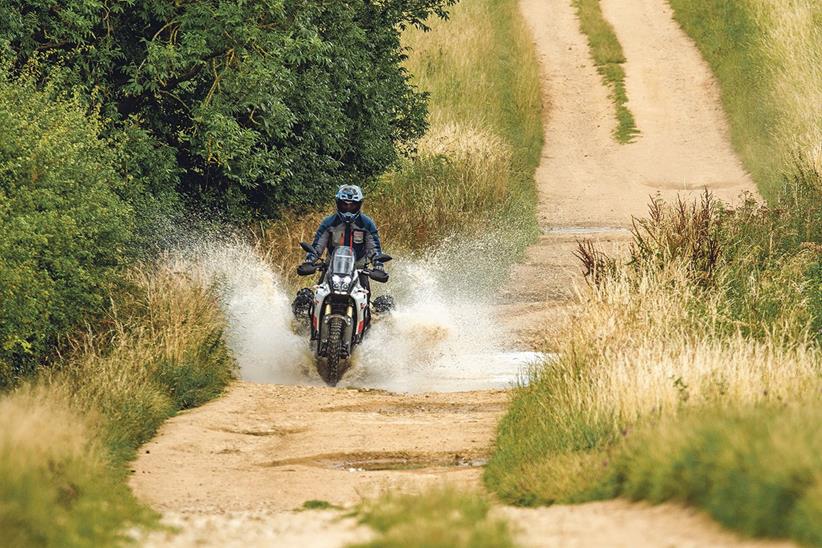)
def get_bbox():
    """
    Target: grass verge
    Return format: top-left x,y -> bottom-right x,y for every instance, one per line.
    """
572,0 -> 639,143
351,487 -> 515,548
485,174 -> 822,542
0,263 -> 235,546
668,0 -> 821,201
